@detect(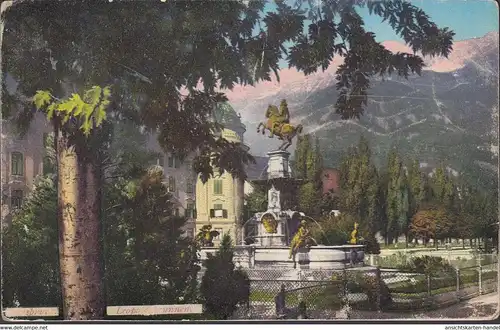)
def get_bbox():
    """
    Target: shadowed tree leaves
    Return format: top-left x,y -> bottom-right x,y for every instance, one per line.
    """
3,0 -> 454,130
